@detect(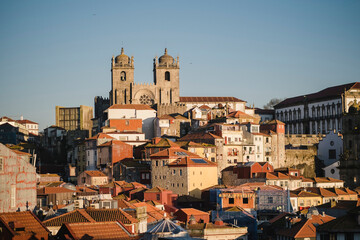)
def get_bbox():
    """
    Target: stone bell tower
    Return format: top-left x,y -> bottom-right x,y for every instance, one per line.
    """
110,48 -> 134,105
153,48 -> 180,104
